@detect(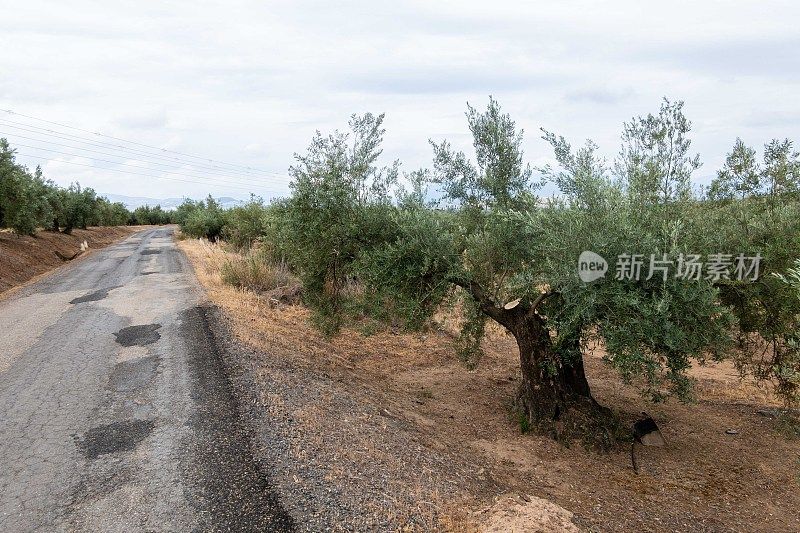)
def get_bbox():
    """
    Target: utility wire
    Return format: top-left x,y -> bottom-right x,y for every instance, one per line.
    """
17,152 -> 287,195
2,108 -> 279,175
4,135 -> 285,188
0,118 -> 289,181
13,143 -> 287,191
